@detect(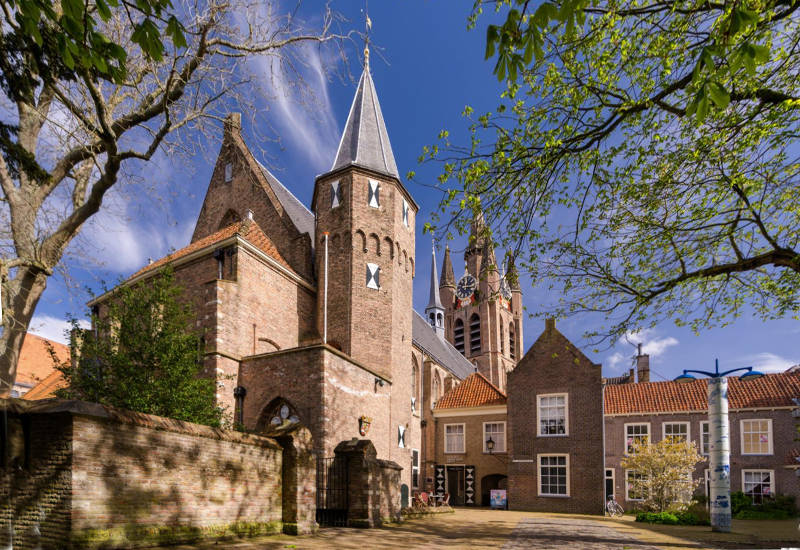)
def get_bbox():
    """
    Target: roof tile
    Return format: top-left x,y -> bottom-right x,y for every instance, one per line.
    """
435,372 -> 507,410
605,371 -> 800,414
16,333 -> 69,387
